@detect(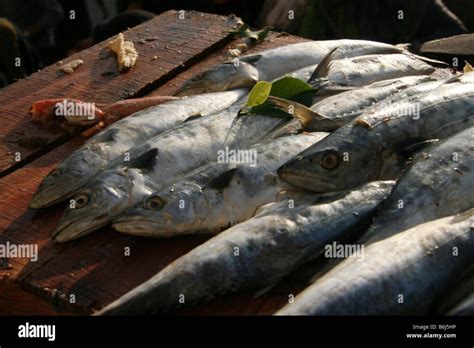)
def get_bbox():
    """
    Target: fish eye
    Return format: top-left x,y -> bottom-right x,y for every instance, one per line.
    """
145,196 -> 165,210
320,151 -> 341,170
50,168 -> 62,177
73,194 -> 89,209
192,72 -> 205,81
